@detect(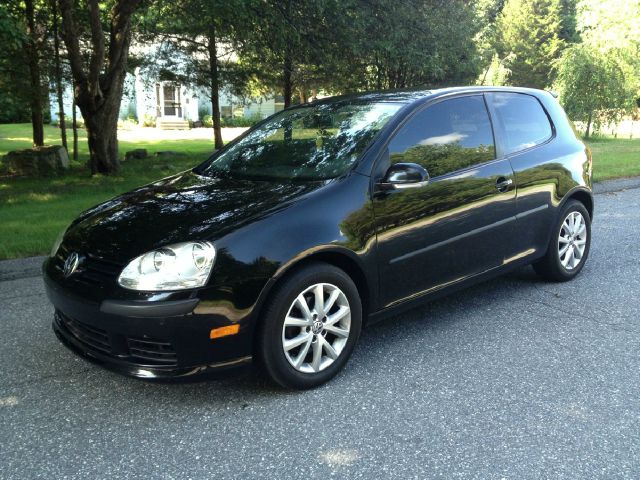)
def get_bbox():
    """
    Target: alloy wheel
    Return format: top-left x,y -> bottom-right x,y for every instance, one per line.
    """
281,283 -> 351,373
558,211 -> 587,271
